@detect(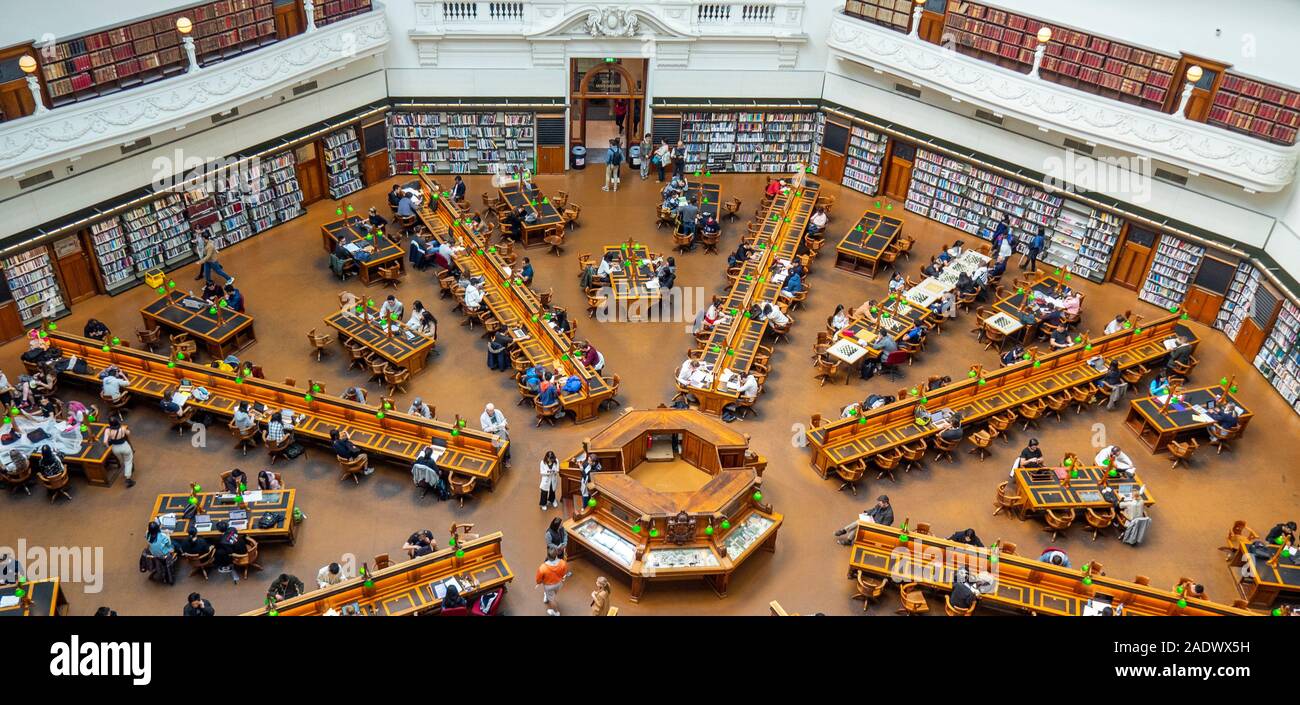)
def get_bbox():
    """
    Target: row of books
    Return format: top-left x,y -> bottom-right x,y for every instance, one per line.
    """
324,127 -> 364,199
1254,299 -> 1300,411
1138,235 -> 1205,310
678,110 -> 823,173
387,111 -> 536,175
840,124 -> 888,195
3,248 -> 67,325
1216,263 -> 1263,341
